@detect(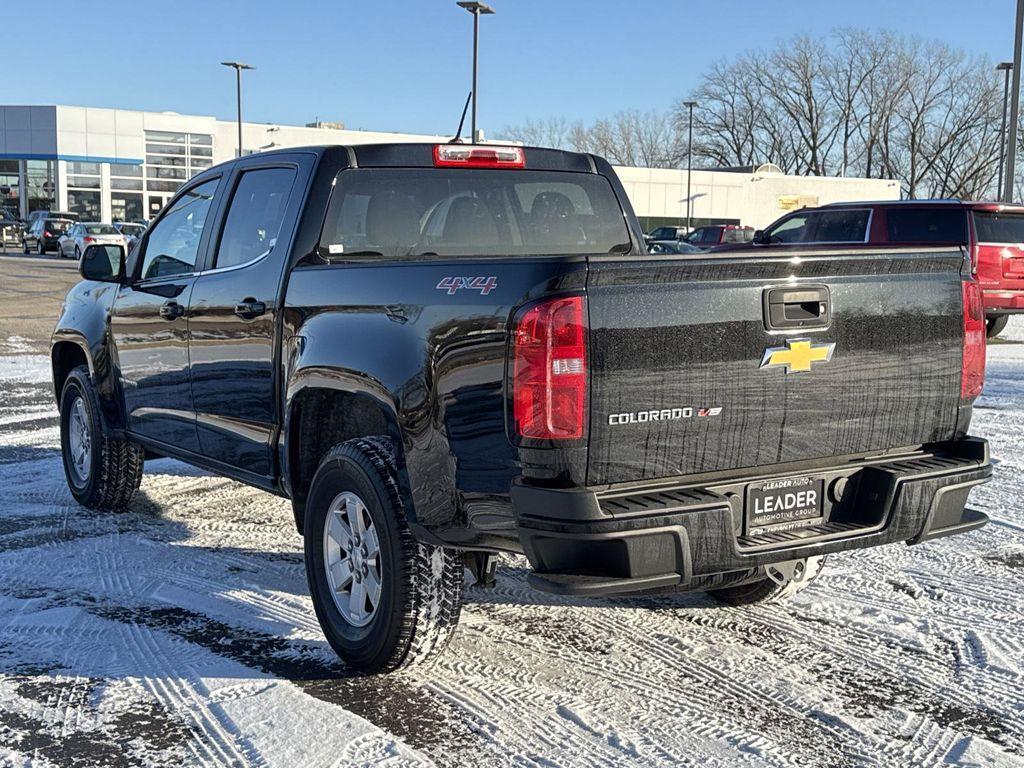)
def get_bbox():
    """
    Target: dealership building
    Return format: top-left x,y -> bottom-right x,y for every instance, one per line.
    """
0,104 -> 898,228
